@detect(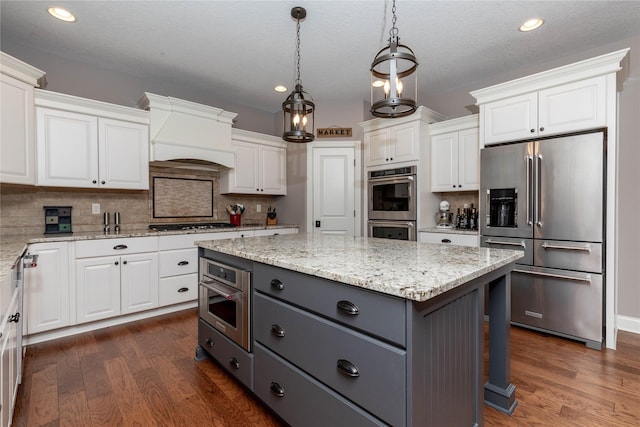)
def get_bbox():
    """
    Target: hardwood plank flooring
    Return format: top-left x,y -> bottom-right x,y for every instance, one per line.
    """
12,308 -> 640,426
